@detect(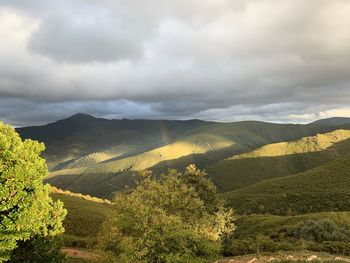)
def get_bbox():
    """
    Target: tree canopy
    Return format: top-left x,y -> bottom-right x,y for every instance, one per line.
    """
0,122 -> 66,262
98,165 -> 235,263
